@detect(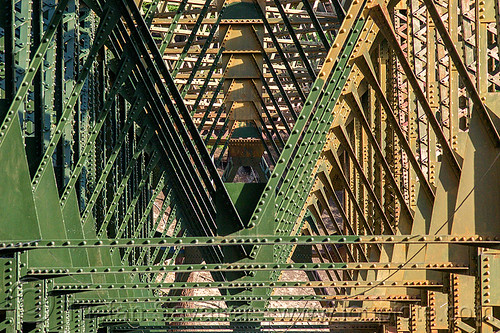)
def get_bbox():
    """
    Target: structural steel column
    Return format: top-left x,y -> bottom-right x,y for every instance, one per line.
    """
219,0 -> 267,182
